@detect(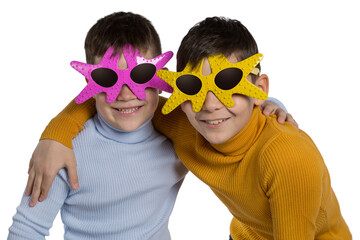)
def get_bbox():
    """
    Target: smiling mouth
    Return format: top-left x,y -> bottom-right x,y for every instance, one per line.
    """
205,119 -> 225,125
201,118 -> 229,125
114,106 -> 141,114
